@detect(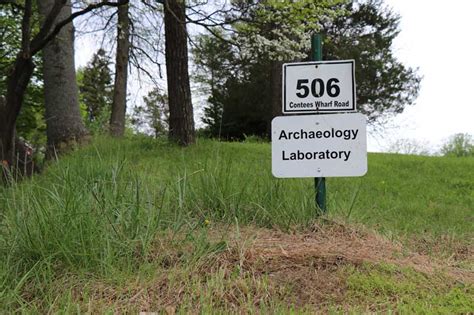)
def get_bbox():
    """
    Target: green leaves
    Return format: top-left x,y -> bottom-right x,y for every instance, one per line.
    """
441,133 -> 474,157
195,0 -> 421,137
77,49 -> 113,134
131,87 -> 169,138
235,0 -> 346,61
